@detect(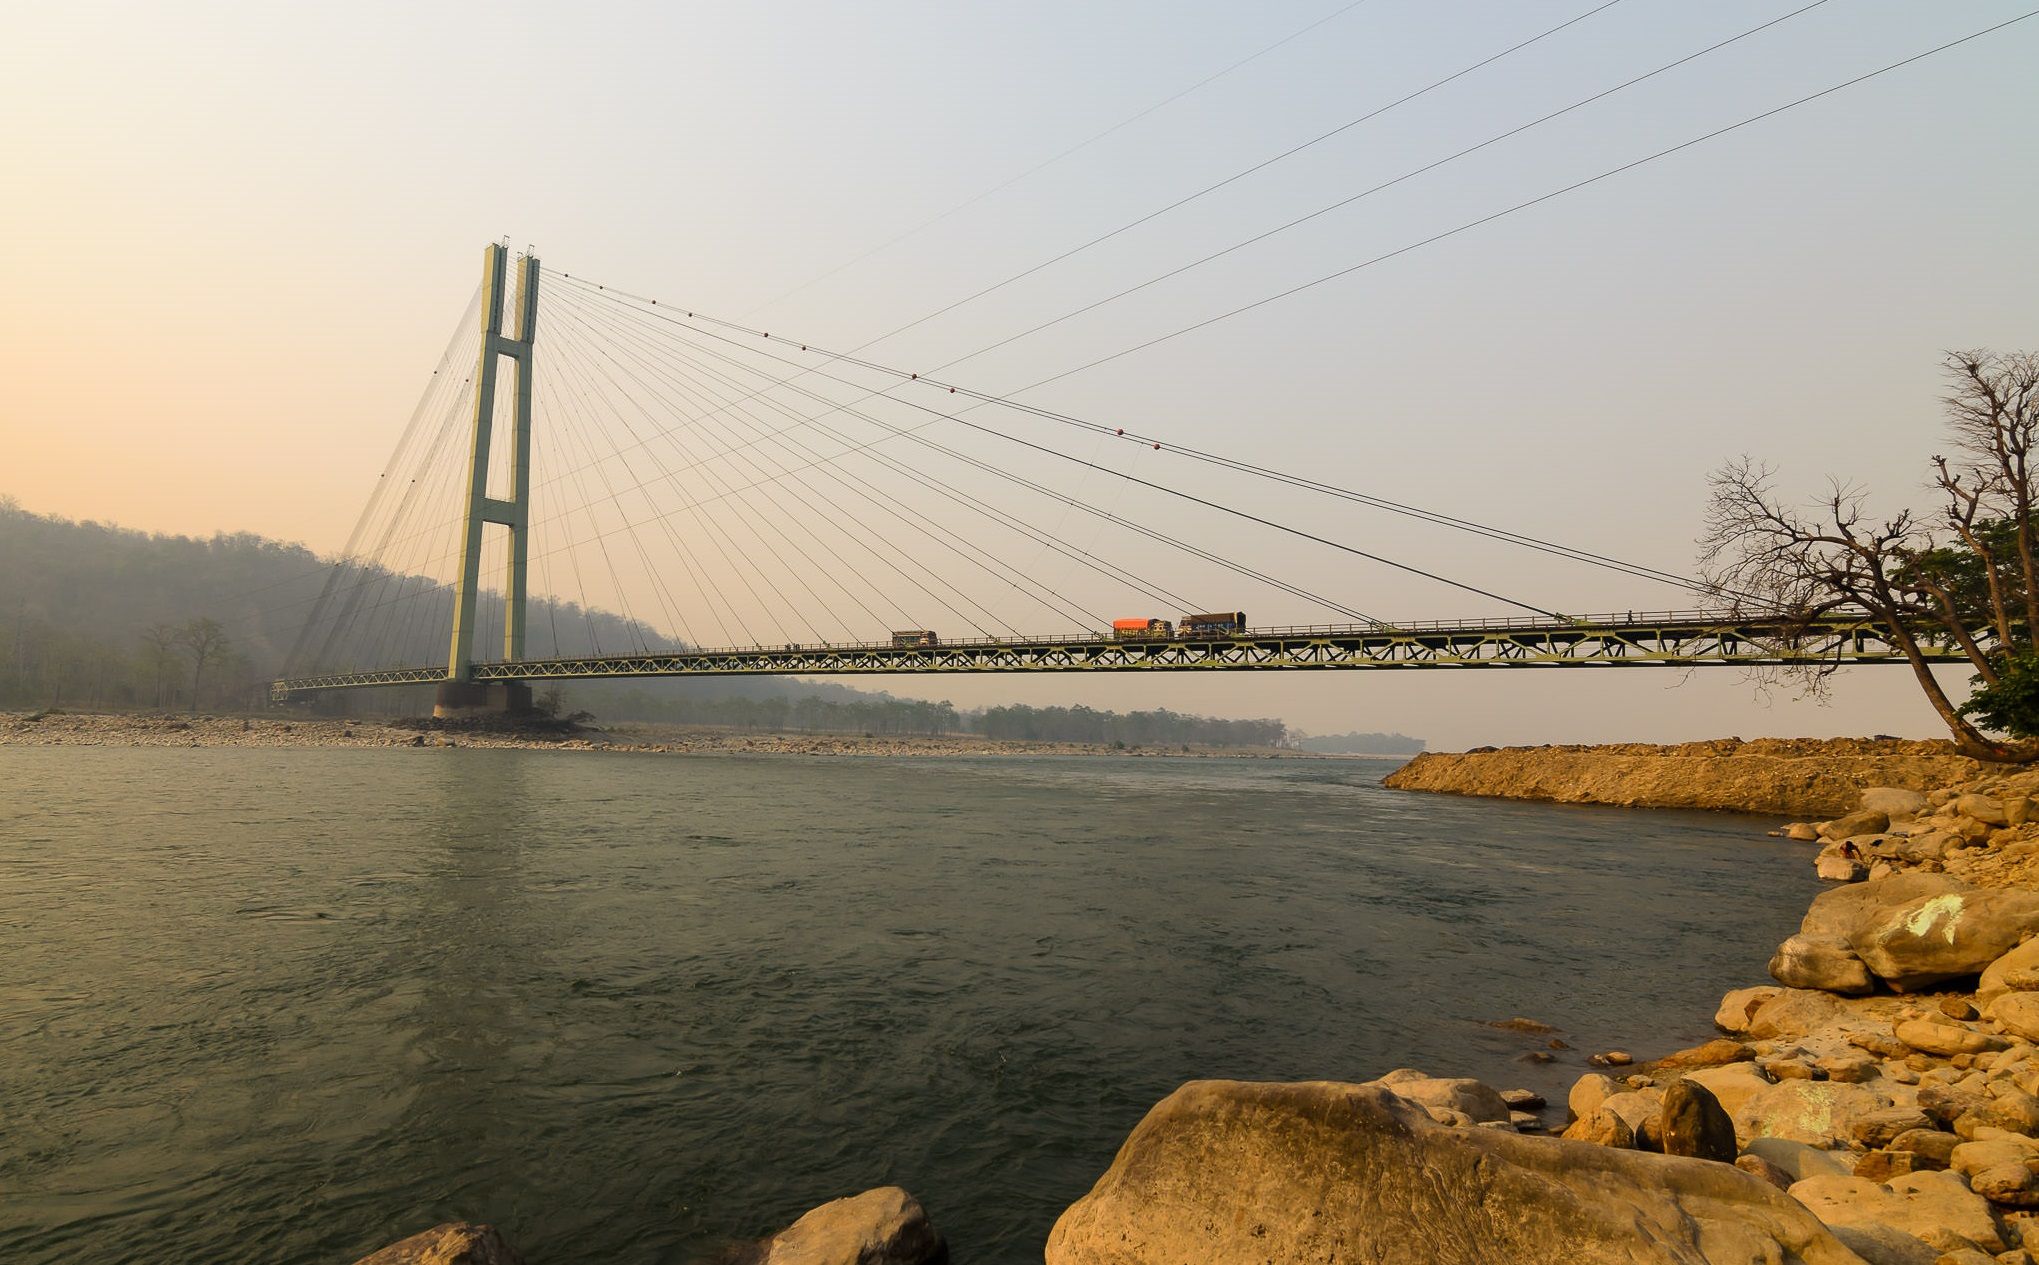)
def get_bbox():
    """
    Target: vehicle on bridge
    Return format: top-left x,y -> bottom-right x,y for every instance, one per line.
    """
890,629 -> 940,648
1112,617 -> 1175,640
1179,611 -> 1247,635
